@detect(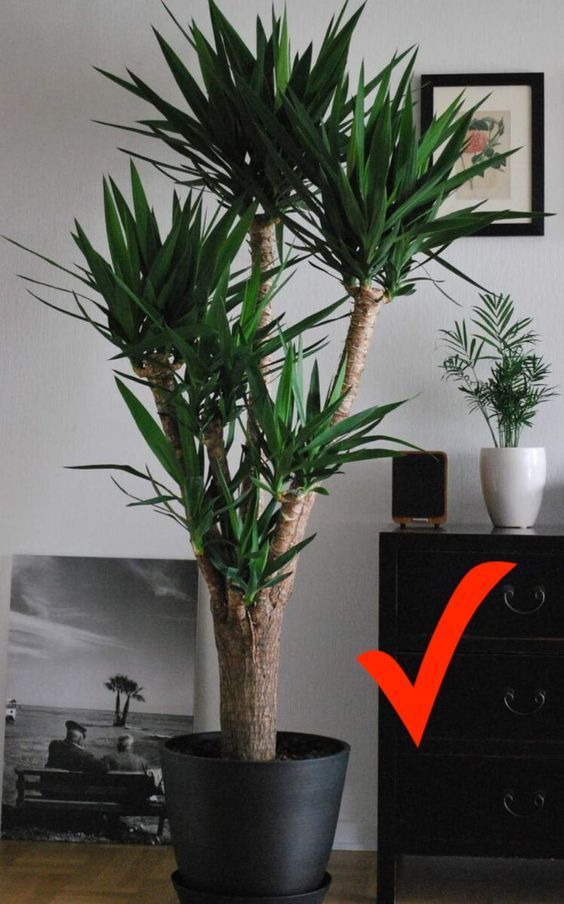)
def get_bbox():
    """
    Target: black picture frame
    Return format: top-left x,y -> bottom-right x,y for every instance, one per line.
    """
420,73 -> 544,236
